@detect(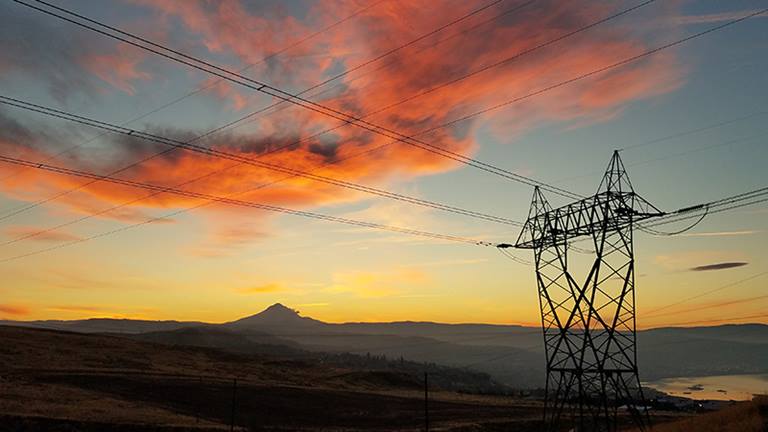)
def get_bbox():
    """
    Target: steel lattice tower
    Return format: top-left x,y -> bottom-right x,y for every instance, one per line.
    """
515,151 -> 663,431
